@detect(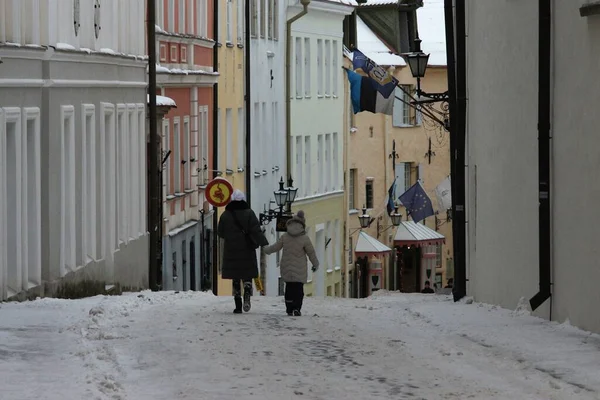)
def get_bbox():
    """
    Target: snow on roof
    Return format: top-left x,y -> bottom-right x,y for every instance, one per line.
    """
356,16 -> 406,66
147,94 -> 177,107
355,231 -> 392,255
394,220 -> 445,246
358,0 -> 398,5
417,0 -> 447,66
